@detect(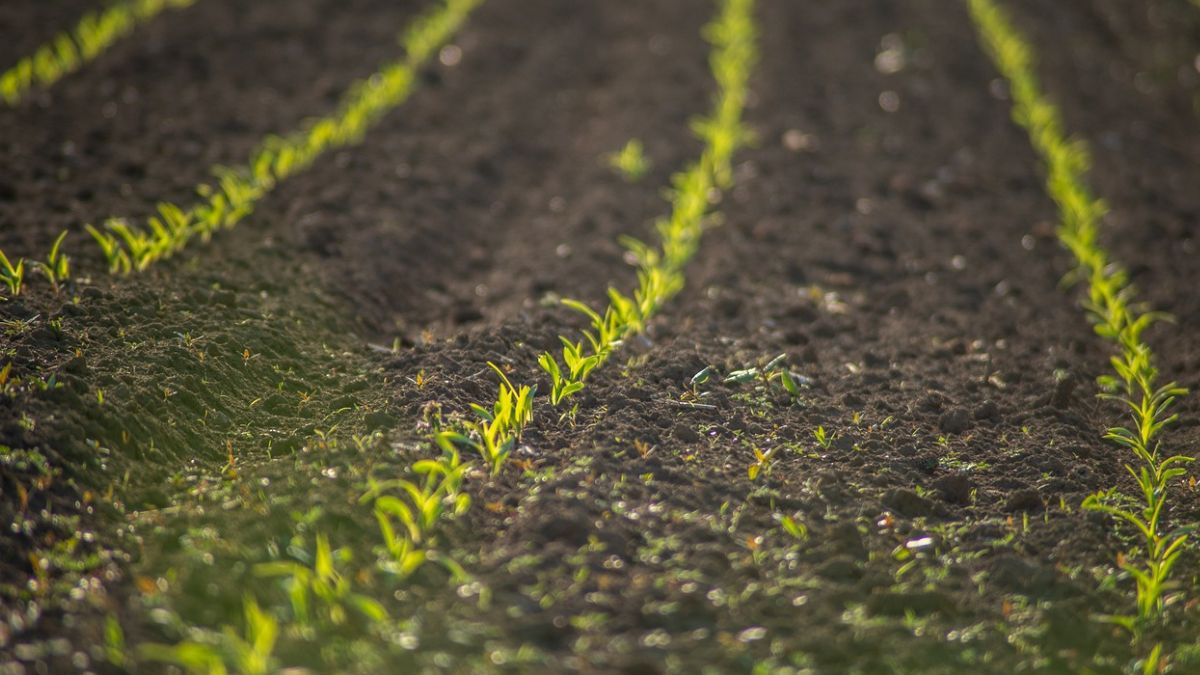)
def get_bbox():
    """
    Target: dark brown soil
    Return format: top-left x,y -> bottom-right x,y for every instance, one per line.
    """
1,0 -> 1198,672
